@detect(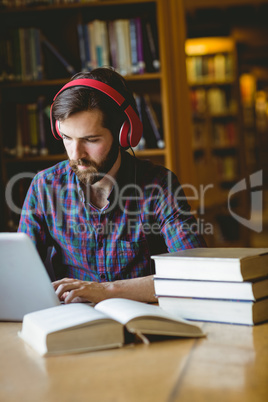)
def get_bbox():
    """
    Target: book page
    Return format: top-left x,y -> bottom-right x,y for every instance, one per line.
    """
22,303 -> 110,335
95,298 -> 192,325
